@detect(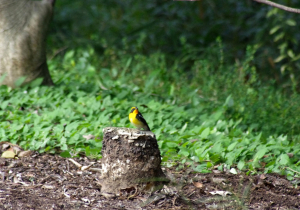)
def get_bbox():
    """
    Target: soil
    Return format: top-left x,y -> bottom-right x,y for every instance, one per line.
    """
0,153 -> 299,210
